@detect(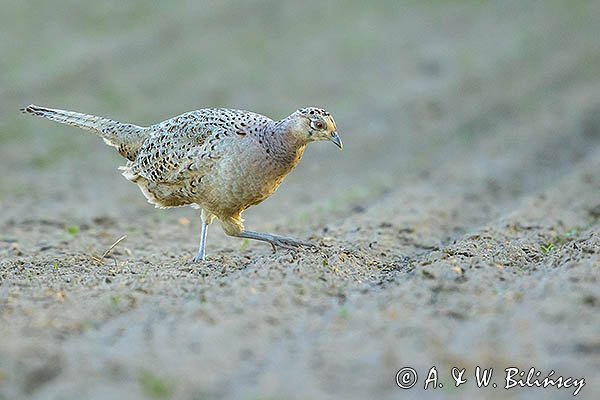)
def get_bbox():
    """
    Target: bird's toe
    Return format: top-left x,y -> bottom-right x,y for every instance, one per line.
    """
191,254 -> 205,263
273,236 -> 315,249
